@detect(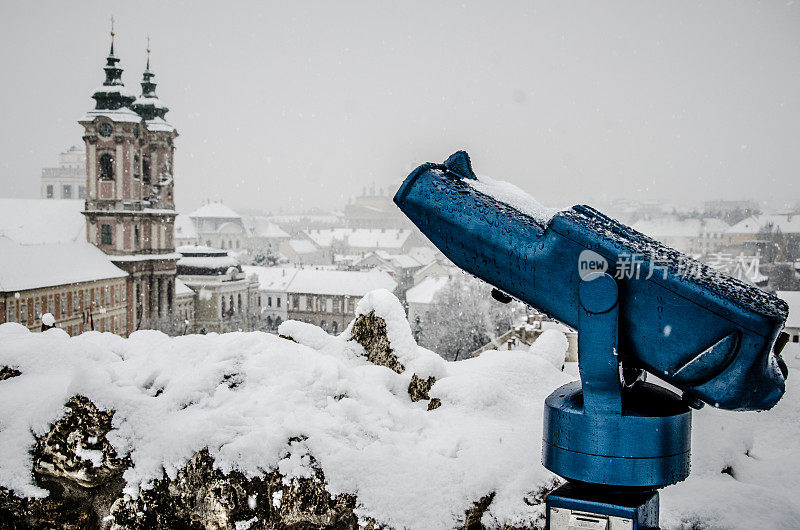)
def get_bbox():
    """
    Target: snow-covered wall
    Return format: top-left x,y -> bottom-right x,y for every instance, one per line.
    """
0,289 -> 798,529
